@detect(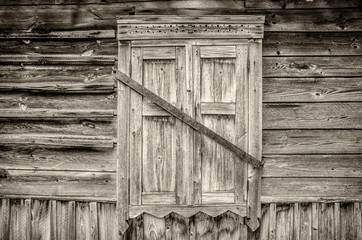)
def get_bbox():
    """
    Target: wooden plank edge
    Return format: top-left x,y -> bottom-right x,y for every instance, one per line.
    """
261,196 -> 362,203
